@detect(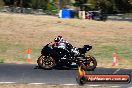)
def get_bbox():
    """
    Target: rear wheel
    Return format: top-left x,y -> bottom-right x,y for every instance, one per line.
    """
37,55 -> 56,70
